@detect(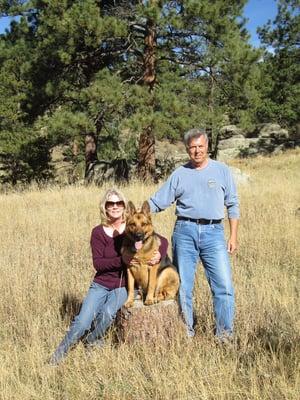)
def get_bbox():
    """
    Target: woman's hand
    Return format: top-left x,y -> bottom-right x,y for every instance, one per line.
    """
122,253 -> 139,266
122,253 -> 131,265
122,250 -> 161,266
148,250 -> 161,266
